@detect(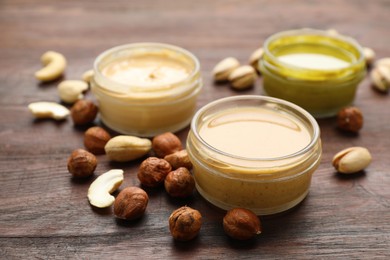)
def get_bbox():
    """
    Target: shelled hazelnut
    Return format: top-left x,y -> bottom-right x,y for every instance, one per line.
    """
223,208 -> 262,240
70,99 -> 98,125
164,167 -> 195,198
169,206 -> 202,241
114,187 -> 149,220
337,106 -> 363,133
137,157 -> 172,187
84,126 -> 111,154
67,149 -> 97,177
152,132 -> 183,158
